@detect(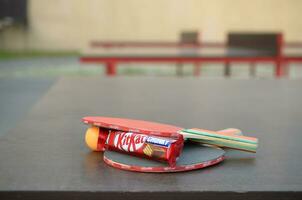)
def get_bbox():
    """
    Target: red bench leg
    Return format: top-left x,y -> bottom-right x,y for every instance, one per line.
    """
106,62 -> 116,76
275,60 -> 283,78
